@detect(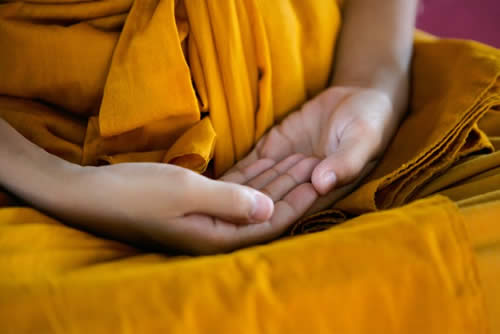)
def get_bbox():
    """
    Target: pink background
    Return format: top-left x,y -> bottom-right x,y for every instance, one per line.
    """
416,0 -> 500,47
